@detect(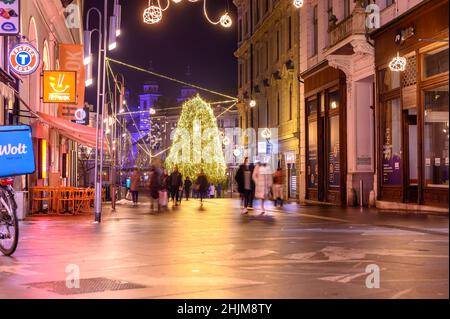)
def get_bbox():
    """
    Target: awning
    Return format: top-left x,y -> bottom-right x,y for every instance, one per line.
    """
37,112 -> 108,150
